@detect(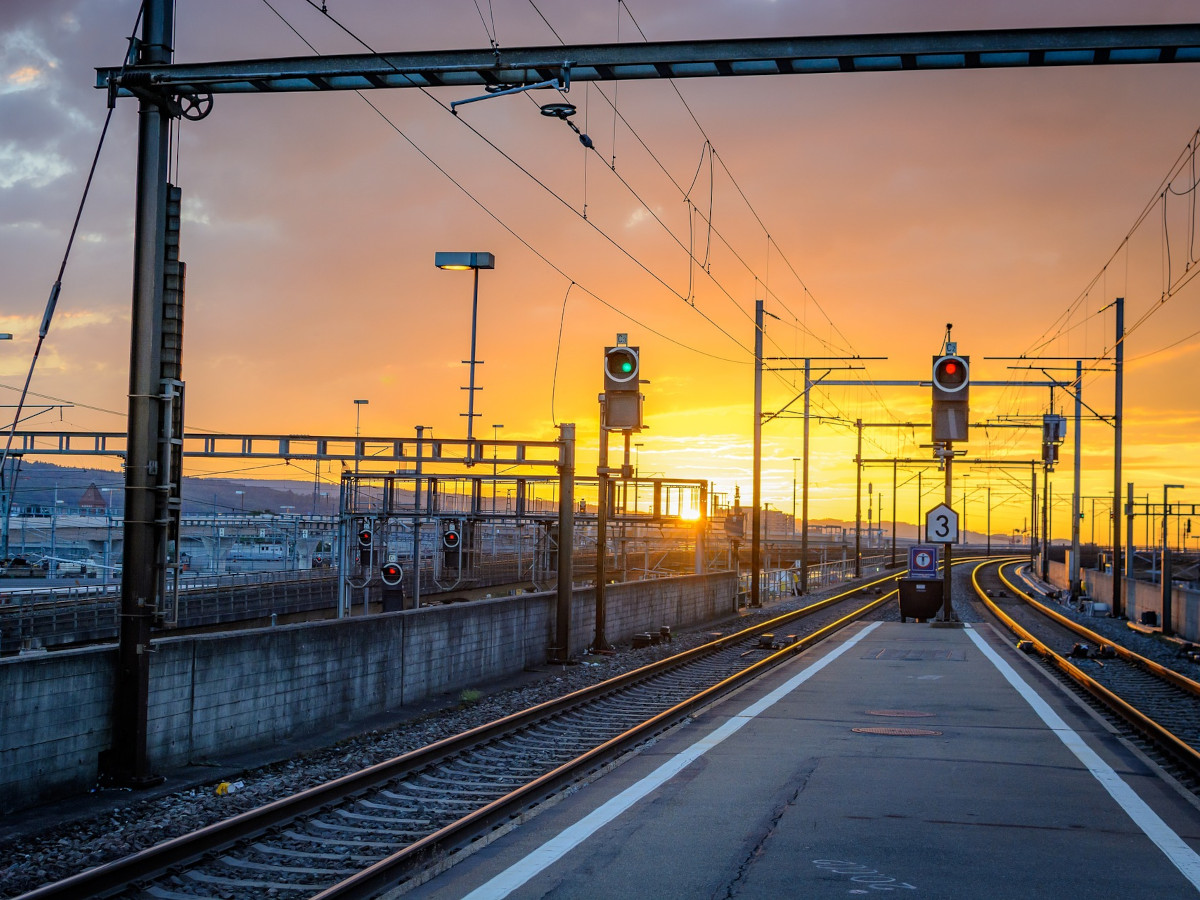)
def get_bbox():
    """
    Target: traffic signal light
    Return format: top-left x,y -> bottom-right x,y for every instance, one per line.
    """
931,354 -> 969,442
604,345 -> 639,390
603,344 -> 643,430
380,561 -> 405,612
443,526 -> 461,568
356,521 -> 373,550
